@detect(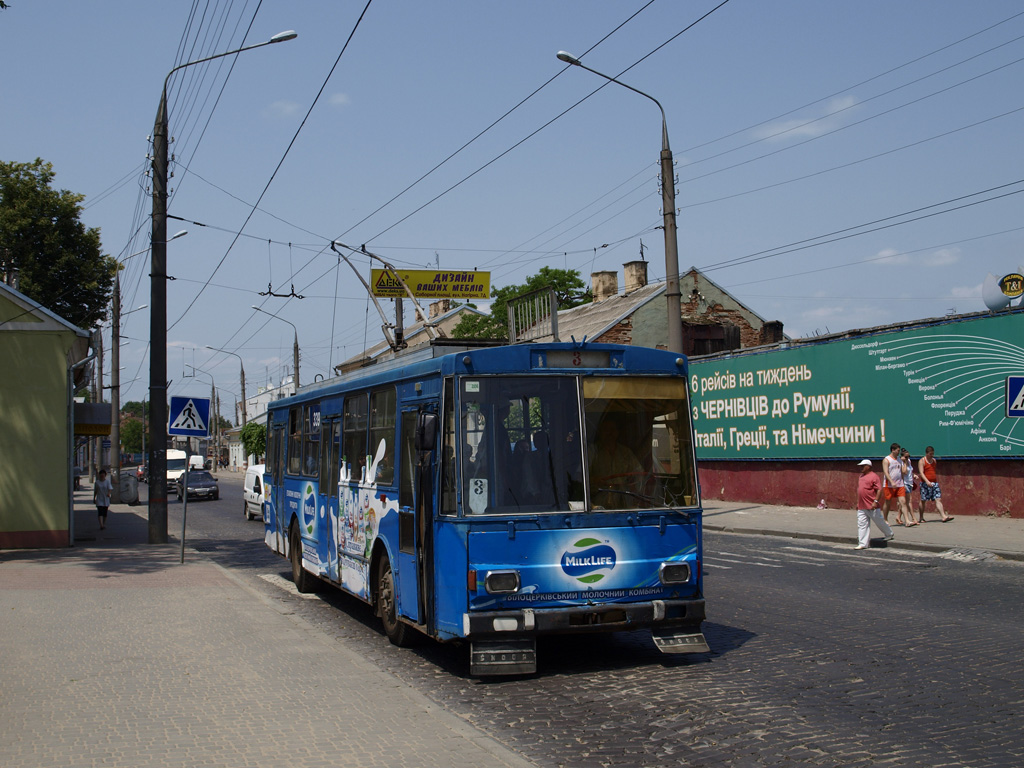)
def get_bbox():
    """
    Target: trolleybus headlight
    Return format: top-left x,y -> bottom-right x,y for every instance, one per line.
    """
484,570 -> 521,594
659,562 -> 691,585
